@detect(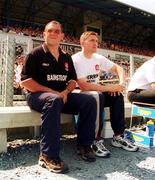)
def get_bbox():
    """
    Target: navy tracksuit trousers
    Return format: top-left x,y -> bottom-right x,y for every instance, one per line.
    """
99,92 -> 125,136
26,92 -> 97,159
128,89 -> 155,104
